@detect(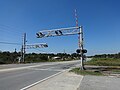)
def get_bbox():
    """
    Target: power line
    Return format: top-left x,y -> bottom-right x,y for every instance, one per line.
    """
0,25 -> 23,45
0,25 -> 23,41
0,24 -> 23,34
0,41 -> 21,45
0,26 -> 23,40
0,28 -> 22,36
